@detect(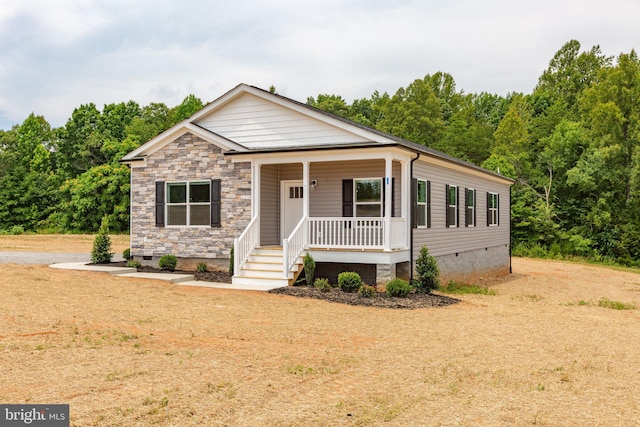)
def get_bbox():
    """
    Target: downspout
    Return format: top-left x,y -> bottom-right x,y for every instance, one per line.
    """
409,152 -> 420,282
